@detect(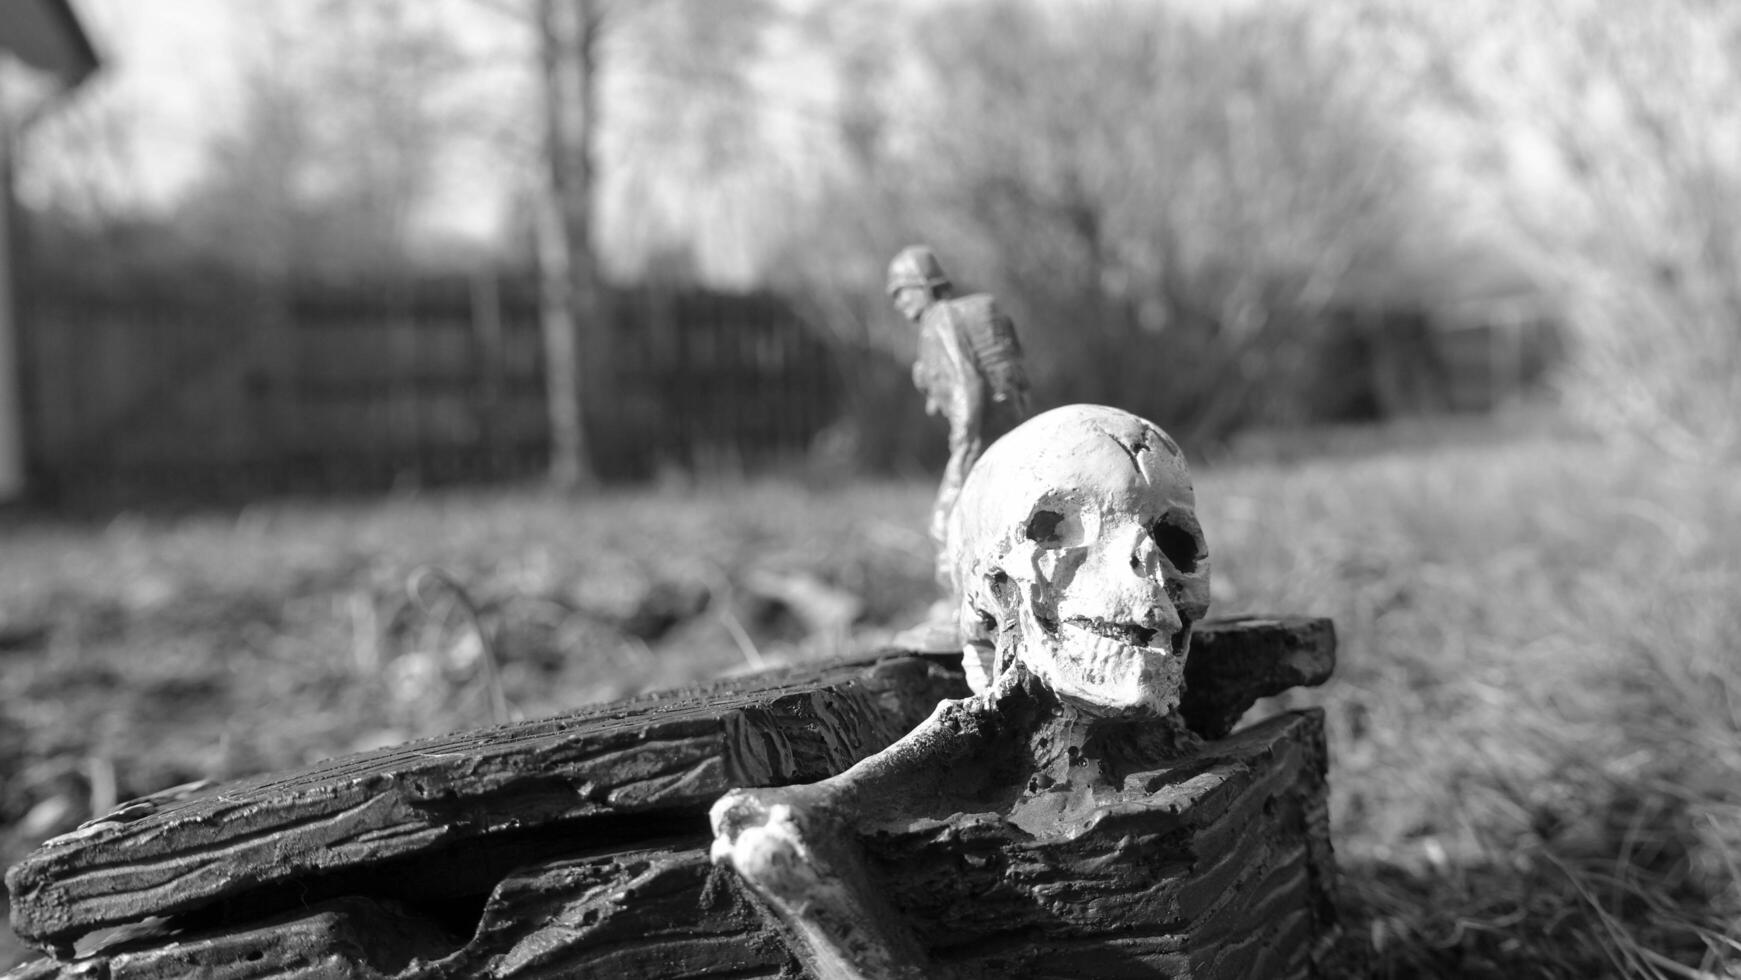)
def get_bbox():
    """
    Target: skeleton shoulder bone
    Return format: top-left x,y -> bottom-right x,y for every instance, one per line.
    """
711,405 -> 1211,979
